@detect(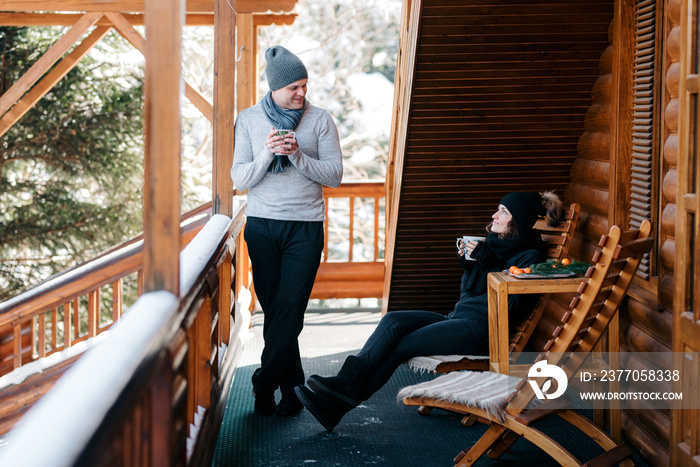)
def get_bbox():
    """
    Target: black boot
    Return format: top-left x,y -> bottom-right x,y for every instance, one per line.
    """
252,387 -> 275,416
294,385 -> 350,431
275,386 -> 303,416
252,369 -> 276,416
307,355 -> 370,409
